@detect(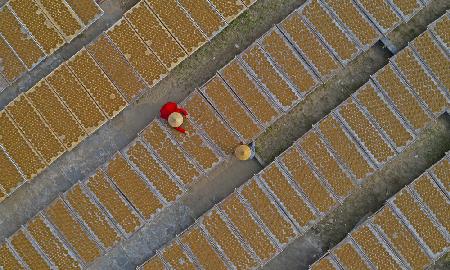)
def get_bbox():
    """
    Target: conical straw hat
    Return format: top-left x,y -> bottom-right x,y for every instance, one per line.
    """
168,112 -> 183,127
235,144 -> 252,160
